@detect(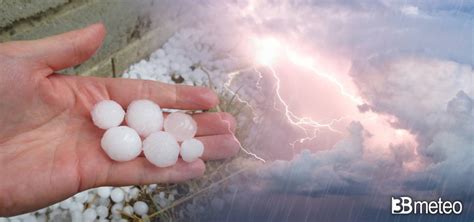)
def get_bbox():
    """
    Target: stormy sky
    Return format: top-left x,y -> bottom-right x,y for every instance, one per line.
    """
169,0 -> 473,221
